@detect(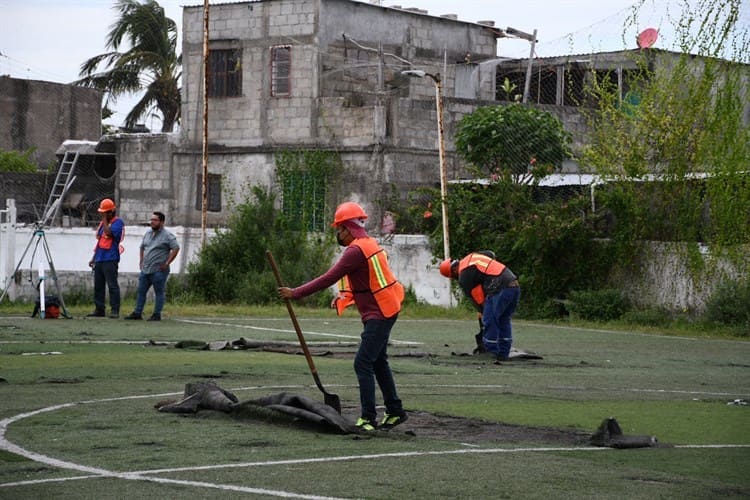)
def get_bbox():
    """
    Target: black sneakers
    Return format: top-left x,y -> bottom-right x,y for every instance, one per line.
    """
147,314 -> 161,322
380,412 -> 408,430
124,312 -> 142,320
86,310 -> 105,317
